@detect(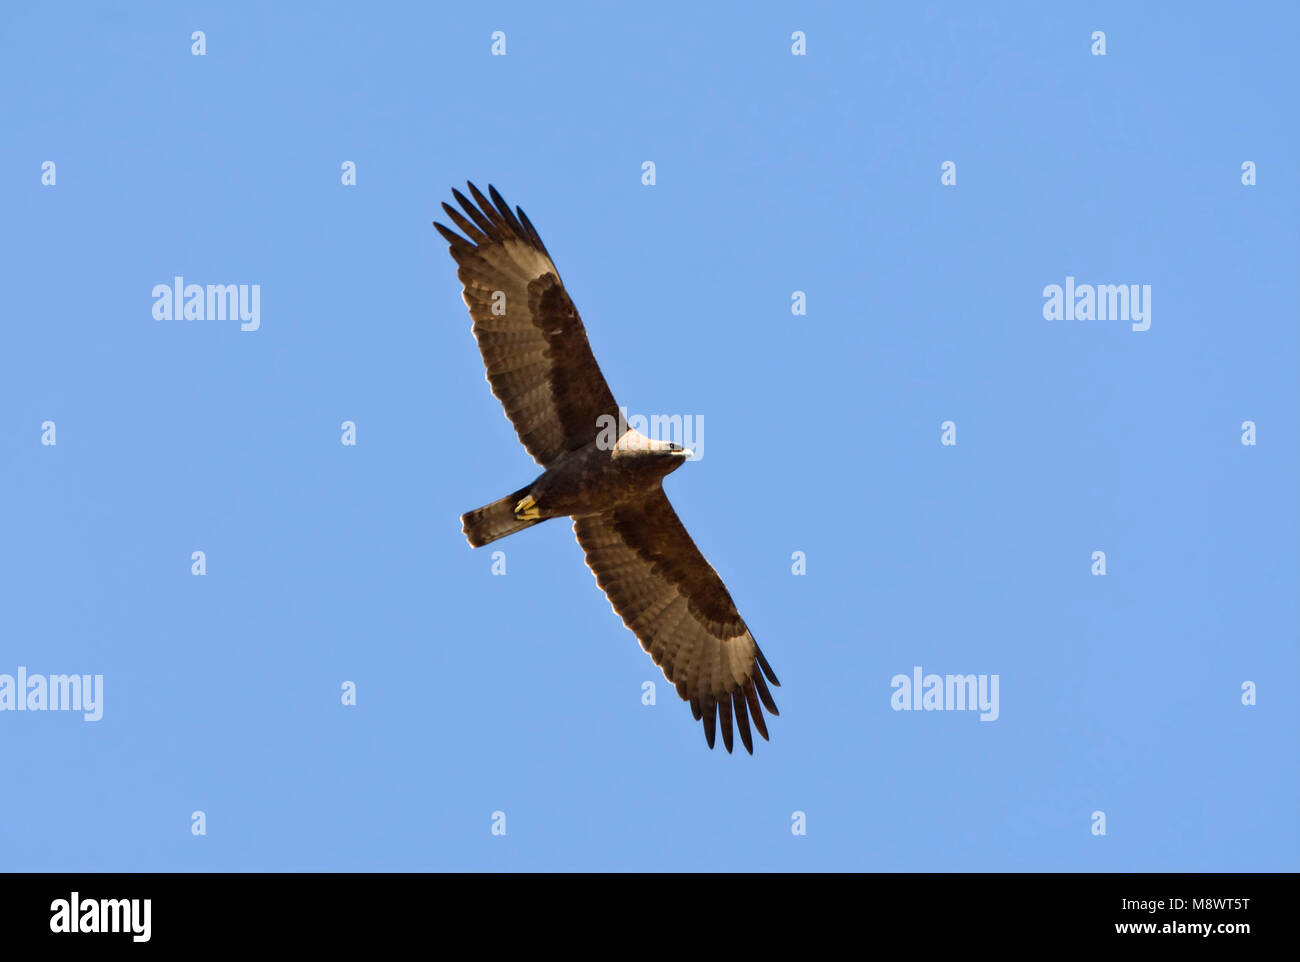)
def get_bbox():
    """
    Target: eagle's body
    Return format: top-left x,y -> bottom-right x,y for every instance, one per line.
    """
541,430 -> 687,518
435,183 -> 780,754
459,428 -> 689,546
